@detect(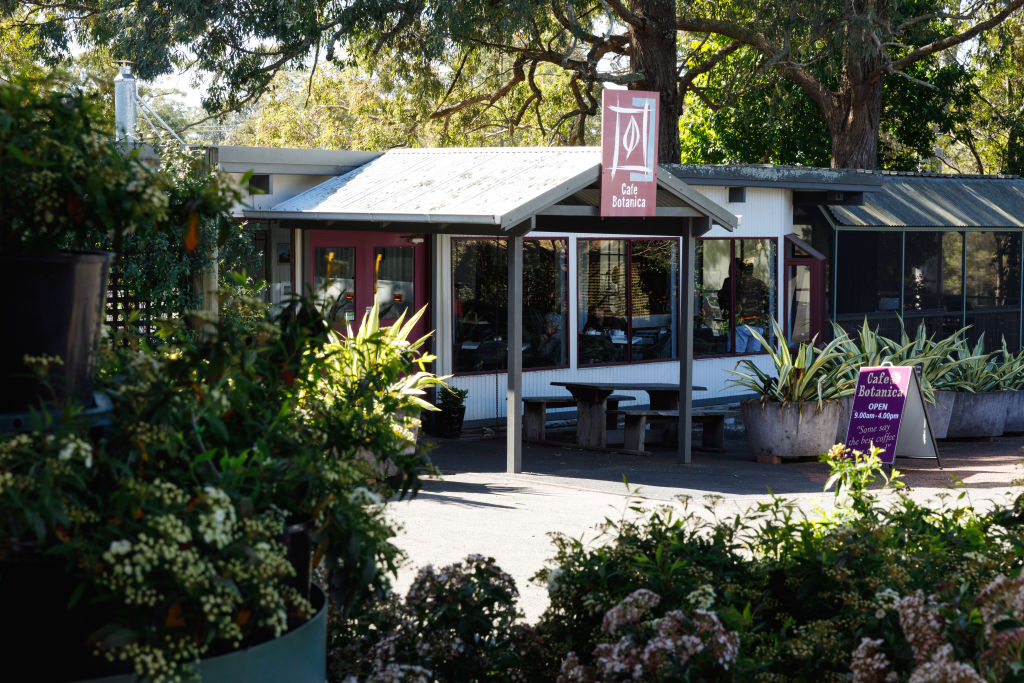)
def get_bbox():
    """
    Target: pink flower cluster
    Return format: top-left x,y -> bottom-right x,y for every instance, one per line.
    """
849,638 -> 897,683
558,589 -> 739,681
